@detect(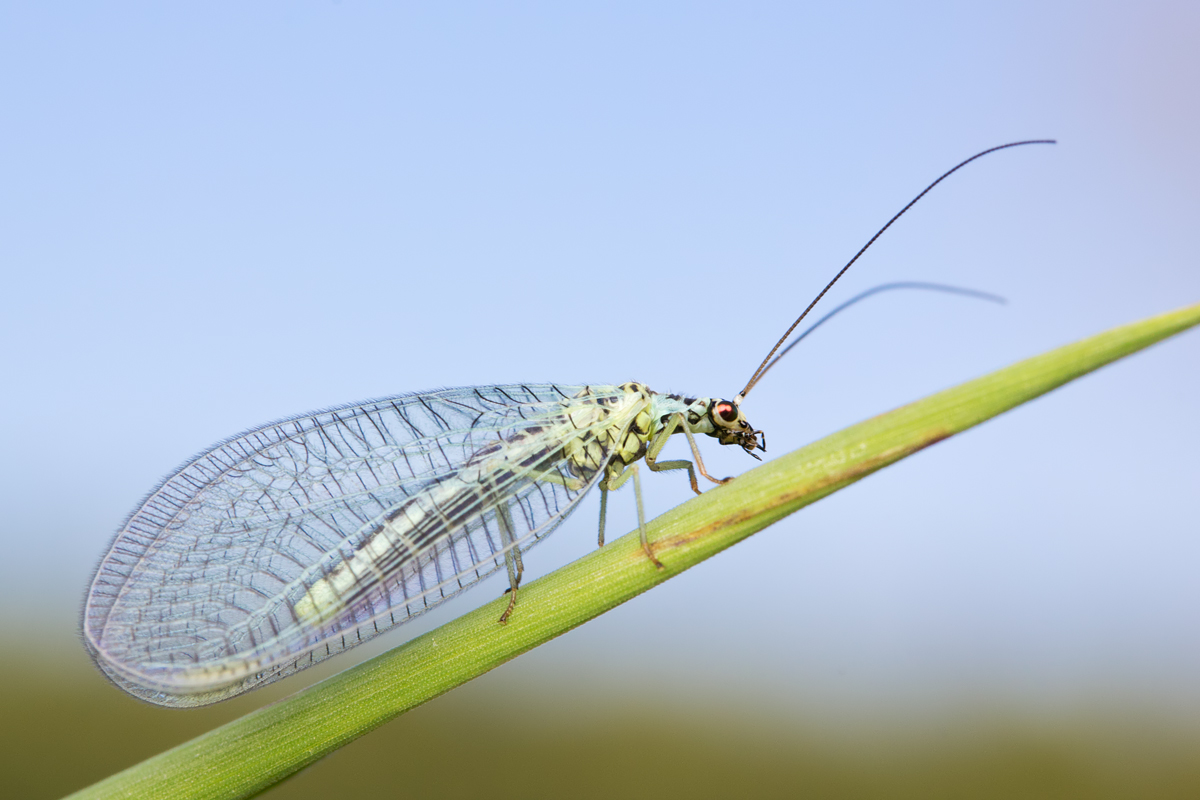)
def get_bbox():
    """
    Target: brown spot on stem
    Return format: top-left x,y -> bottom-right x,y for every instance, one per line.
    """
656,428 -> 955,552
